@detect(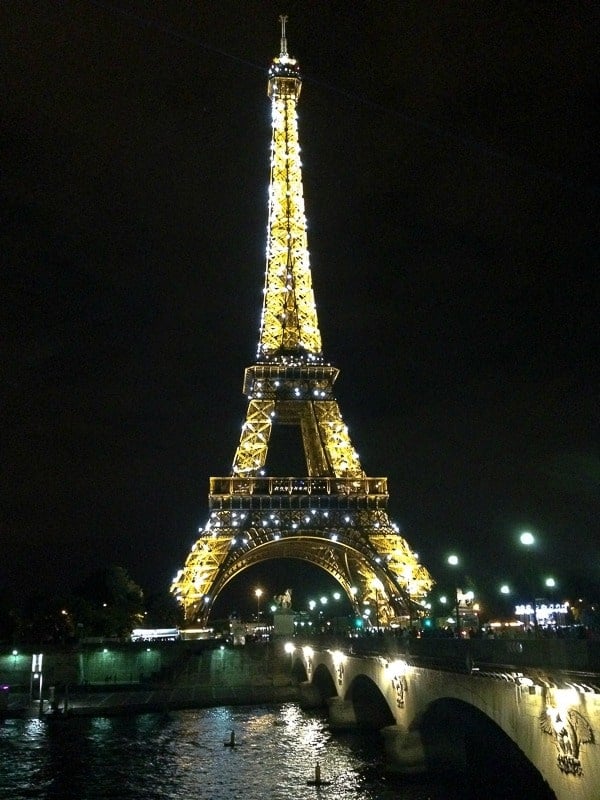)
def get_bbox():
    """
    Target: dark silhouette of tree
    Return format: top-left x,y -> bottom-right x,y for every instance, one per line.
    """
0,589 -> 22,644
72,565 -> 145,639
144,590 -> 185,629
19,590 -> 76,645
